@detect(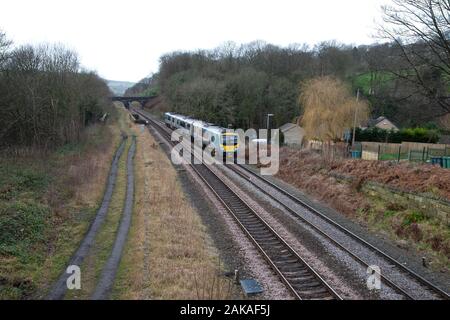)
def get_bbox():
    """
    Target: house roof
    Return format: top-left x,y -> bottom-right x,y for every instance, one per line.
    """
367,116 -> 398,129
279,123 -> 298,132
